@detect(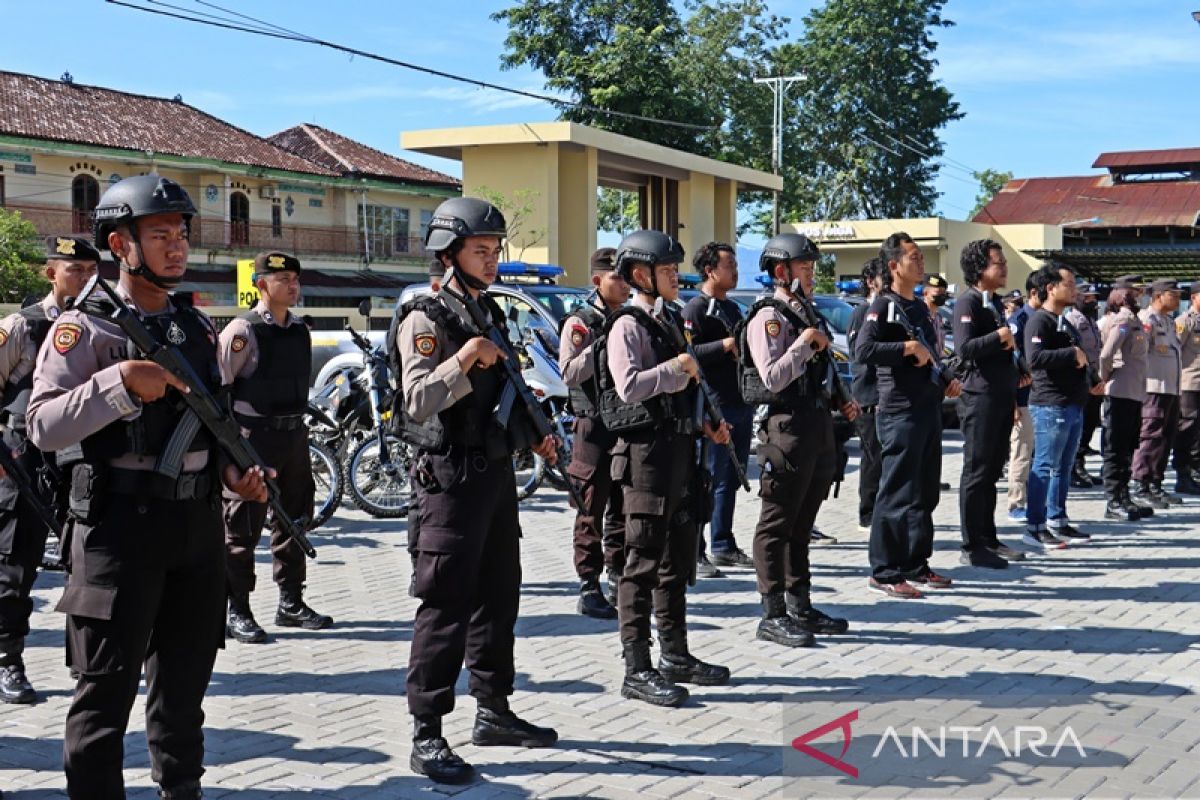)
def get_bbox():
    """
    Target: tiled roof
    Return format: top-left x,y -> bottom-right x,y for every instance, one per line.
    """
973,174 -> 1200,229
0,70 -> 337,176
269,124 -> 459,187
